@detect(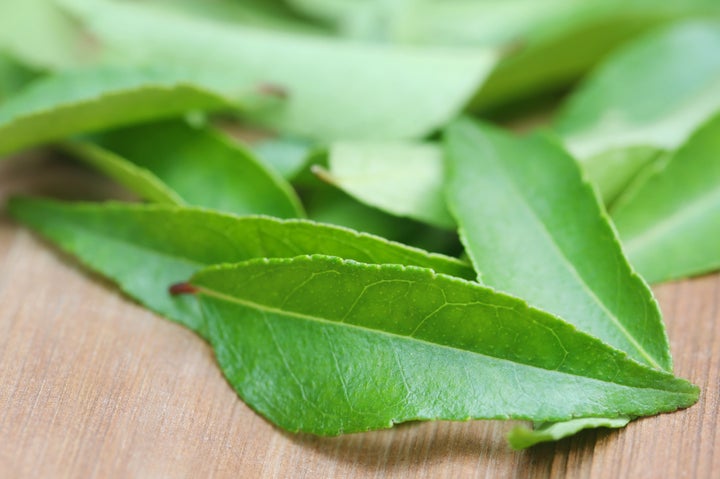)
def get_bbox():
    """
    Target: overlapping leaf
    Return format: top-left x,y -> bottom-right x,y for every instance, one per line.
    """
556,20 -> 720,199
318,142 -> 452,229
443,118 -> 674,446
9,198 -> 475,336
613,112 -> 720,283
192,255 -> 697,435
60,0 -> 498,140
85,120 -> 304,218
0,64 -> 279,158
